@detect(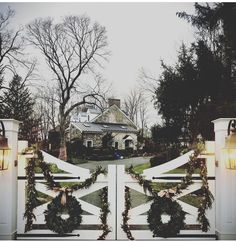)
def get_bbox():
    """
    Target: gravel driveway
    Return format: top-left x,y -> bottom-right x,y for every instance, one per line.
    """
77,156 -> 152,170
